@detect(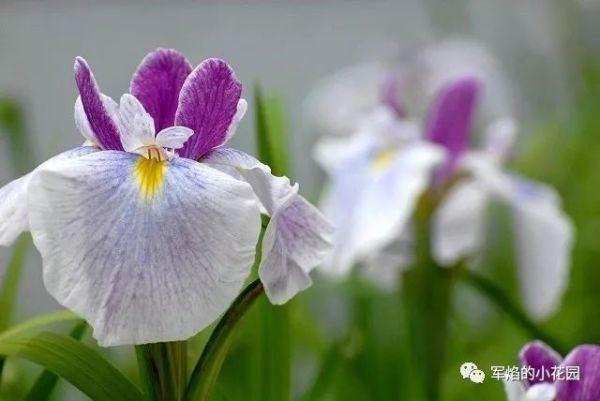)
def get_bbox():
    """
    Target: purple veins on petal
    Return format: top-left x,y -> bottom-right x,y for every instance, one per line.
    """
519,341 -> 563,386
425,76 -> 481,174
130,48 -> 192,132
74,57 -> 123,151
175,58 -> 243,160
556,345 -> 600,401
